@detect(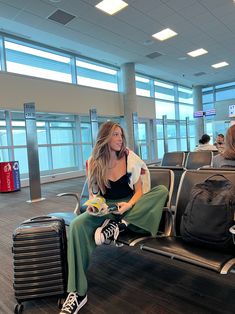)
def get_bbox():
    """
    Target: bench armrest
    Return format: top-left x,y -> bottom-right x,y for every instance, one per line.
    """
57,192 -> 81,214
162,207 -> 174,236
